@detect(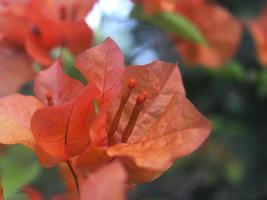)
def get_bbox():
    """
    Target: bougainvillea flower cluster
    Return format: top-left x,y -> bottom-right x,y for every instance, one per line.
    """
0,0 -> 95,96
0,38 -> 211,189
